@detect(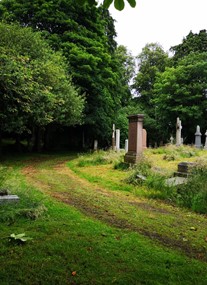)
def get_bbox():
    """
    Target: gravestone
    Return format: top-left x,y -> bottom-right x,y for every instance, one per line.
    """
142,129 -> 147,149
112,124 -> 115,150
116,129 -> 120,152
204,130 -> 207,150
125,139 -> 128,152
176,117 -> 182,146
0,190 -> 19,203
195,125 -> 202,148
0,195 -> 19,203
124,114 -> 144,164
94,140 -> 98,151
174,162 -> 195,177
